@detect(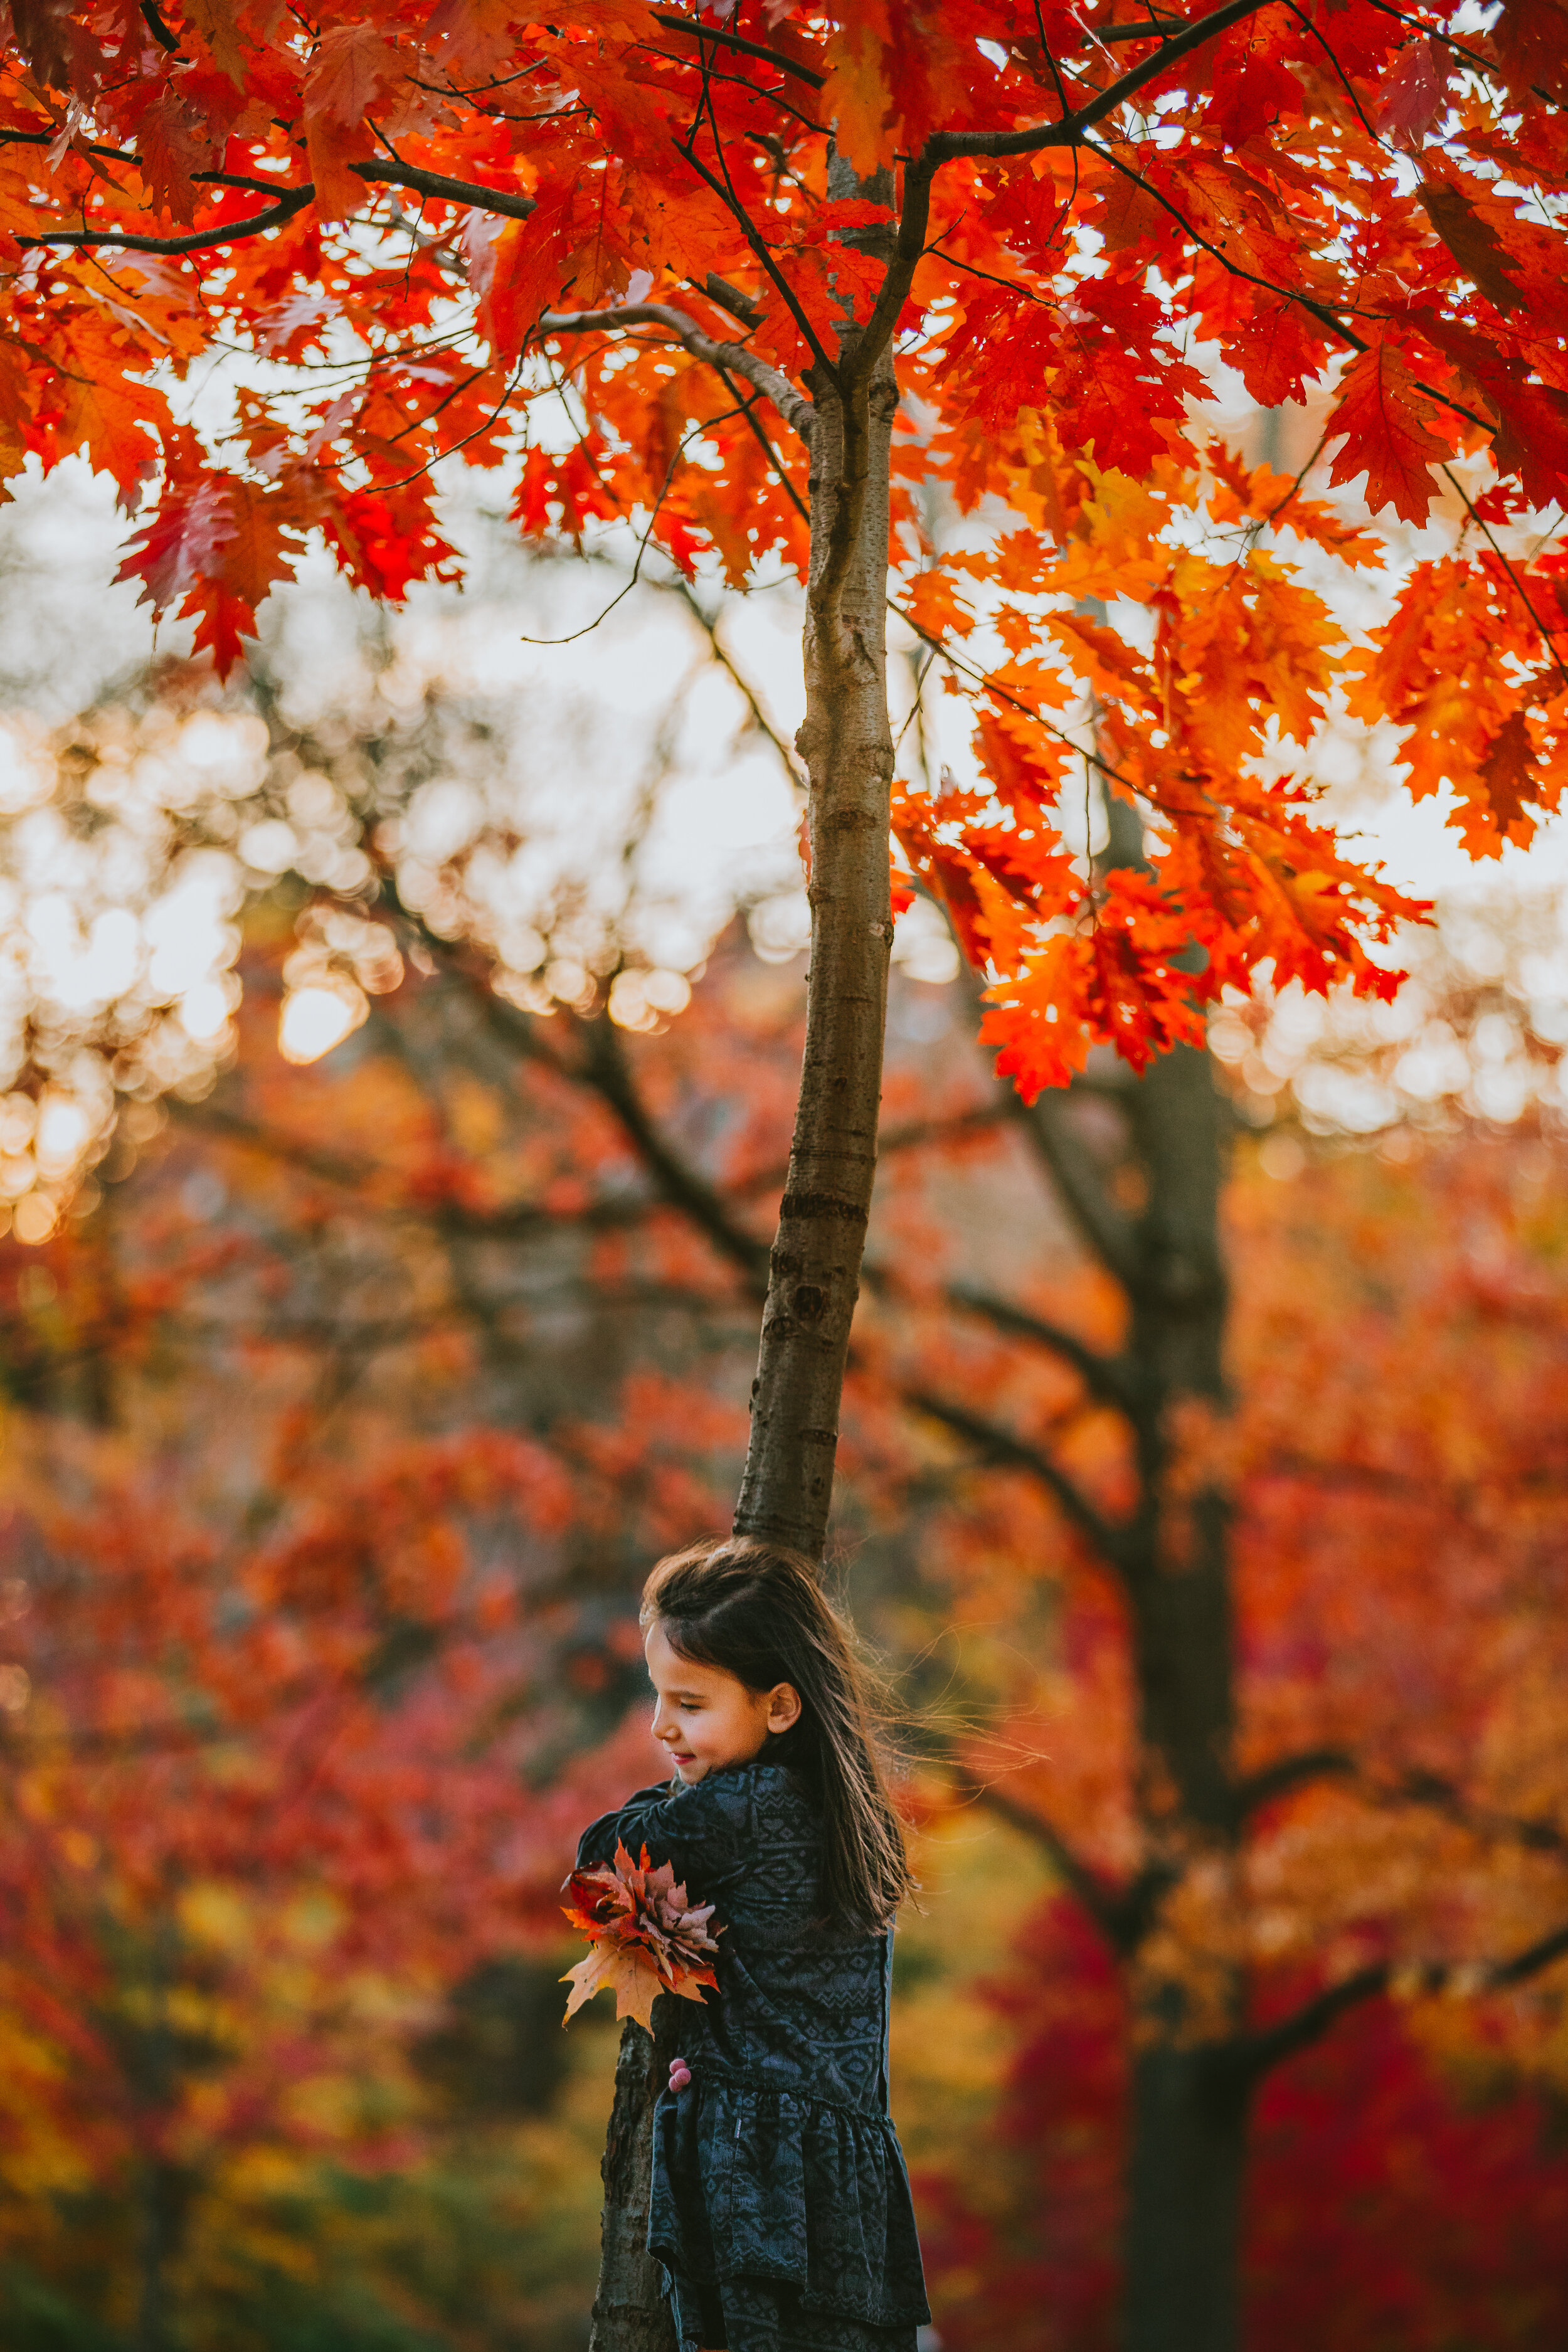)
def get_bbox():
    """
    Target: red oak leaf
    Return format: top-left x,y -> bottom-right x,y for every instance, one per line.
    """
1325,345 -> 1451,526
